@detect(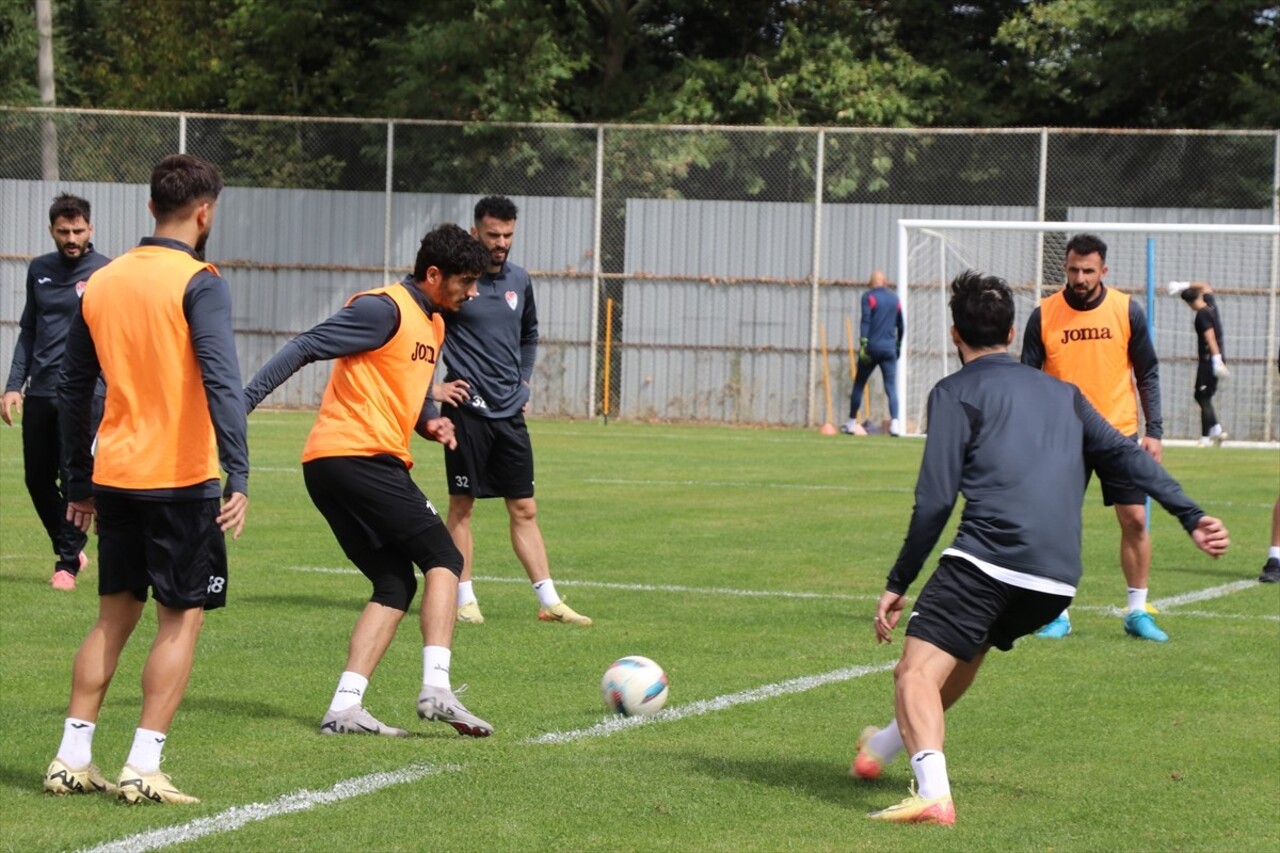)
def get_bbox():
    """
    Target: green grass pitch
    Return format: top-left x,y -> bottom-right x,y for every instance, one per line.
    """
1,413 -> 1277,851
